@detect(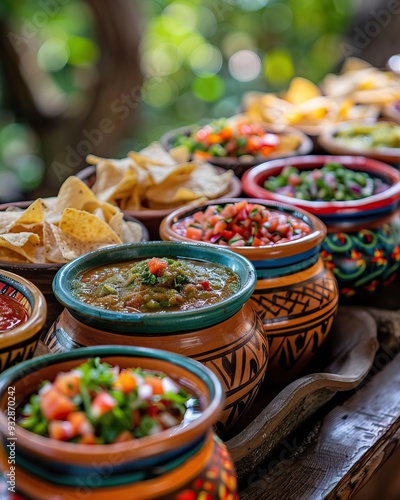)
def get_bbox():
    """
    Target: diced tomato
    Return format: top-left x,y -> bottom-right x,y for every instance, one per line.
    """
40,388 -> 75,421
252,237 -> 263,247
219,204 -> 237,219
114,431 -> 134,443
144,376 -> 164,395
148,404 -> 160,417
79,434 -> 97,445
201,281 -> 211,291
219,128 -> 233,140
113,370 -> 137,394
90,392 -> 117,419
186,226 -> 203,241
53,372 -> 81,398
147,257 -> 168,277
234,200 -> 247,213
208,133 -> 221,144
49,420 -> 74,441
193,151 -> 210,160
192,211 -> 204,222
67,411 -> 93,436
213,220 -> 227,234
221,230 -> 234,240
